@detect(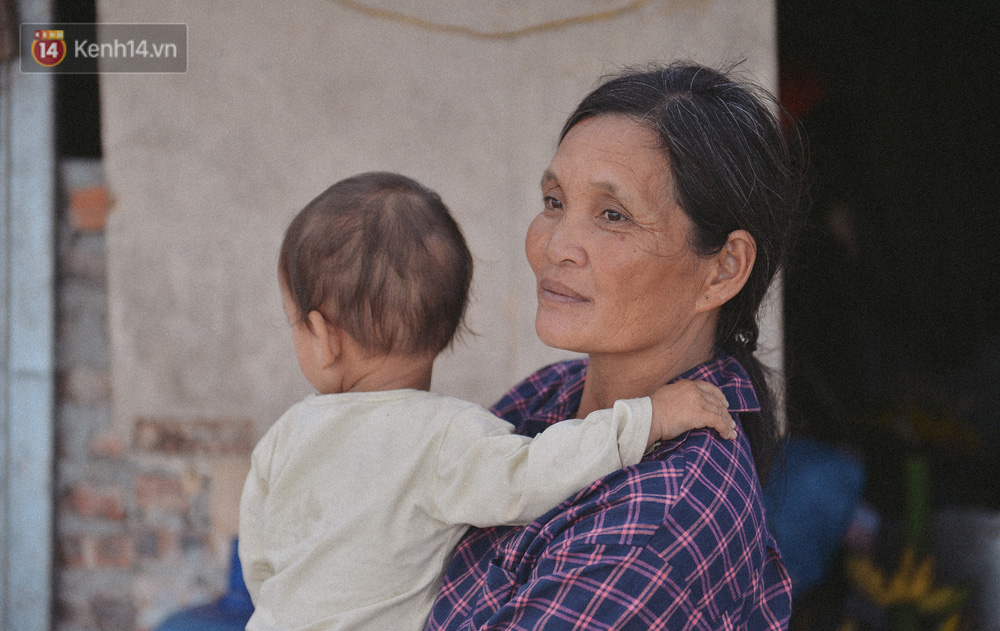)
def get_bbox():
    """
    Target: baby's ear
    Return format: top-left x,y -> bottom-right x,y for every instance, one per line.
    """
306,310 -> 342,367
